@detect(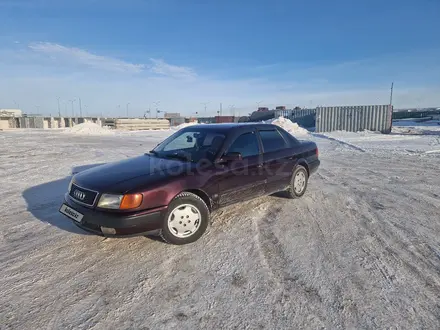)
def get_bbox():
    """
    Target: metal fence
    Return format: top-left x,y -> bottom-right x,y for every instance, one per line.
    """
19,117 -> 45,129
315,105 -> 392,133
275,108 -> 316,128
